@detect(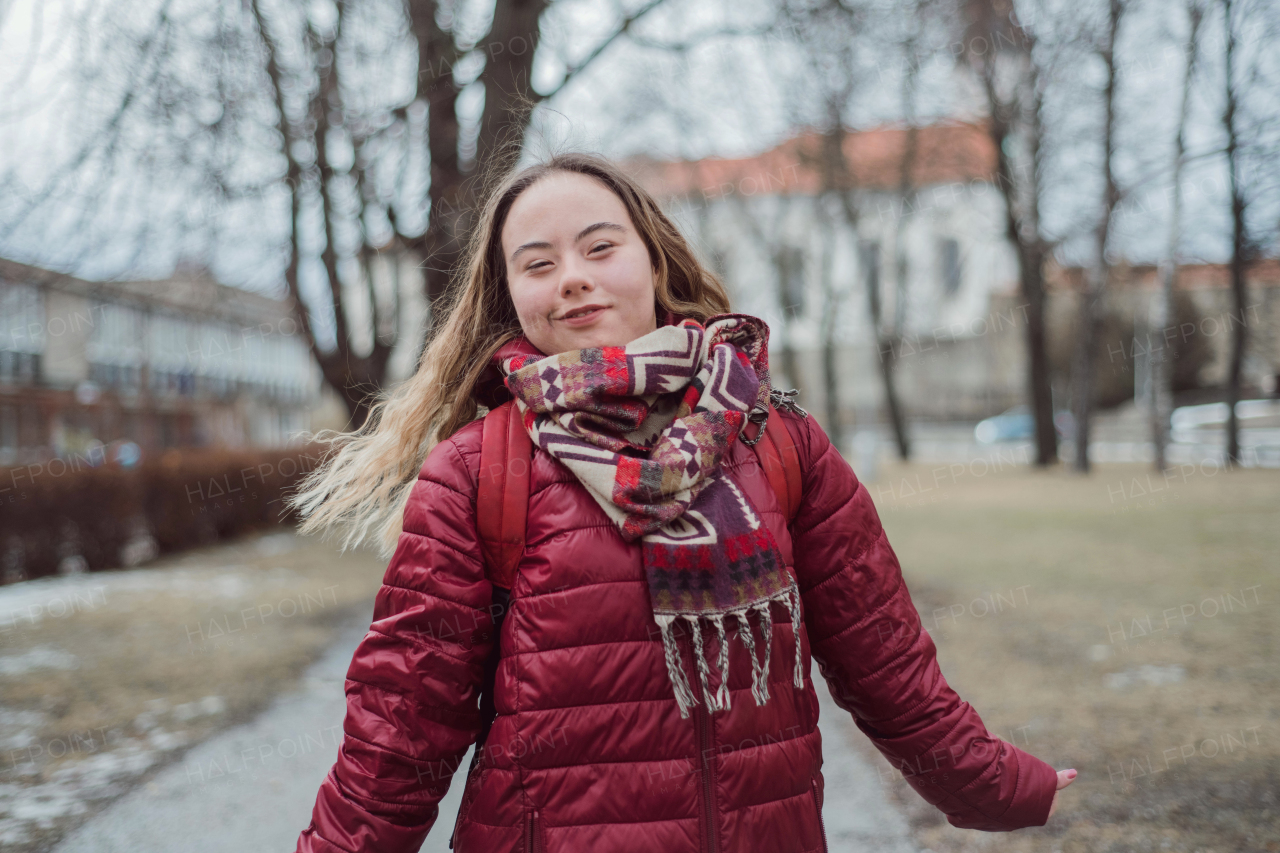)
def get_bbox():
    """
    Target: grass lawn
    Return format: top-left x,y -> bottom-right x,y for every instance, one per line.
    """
860,459 -> 1279,853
